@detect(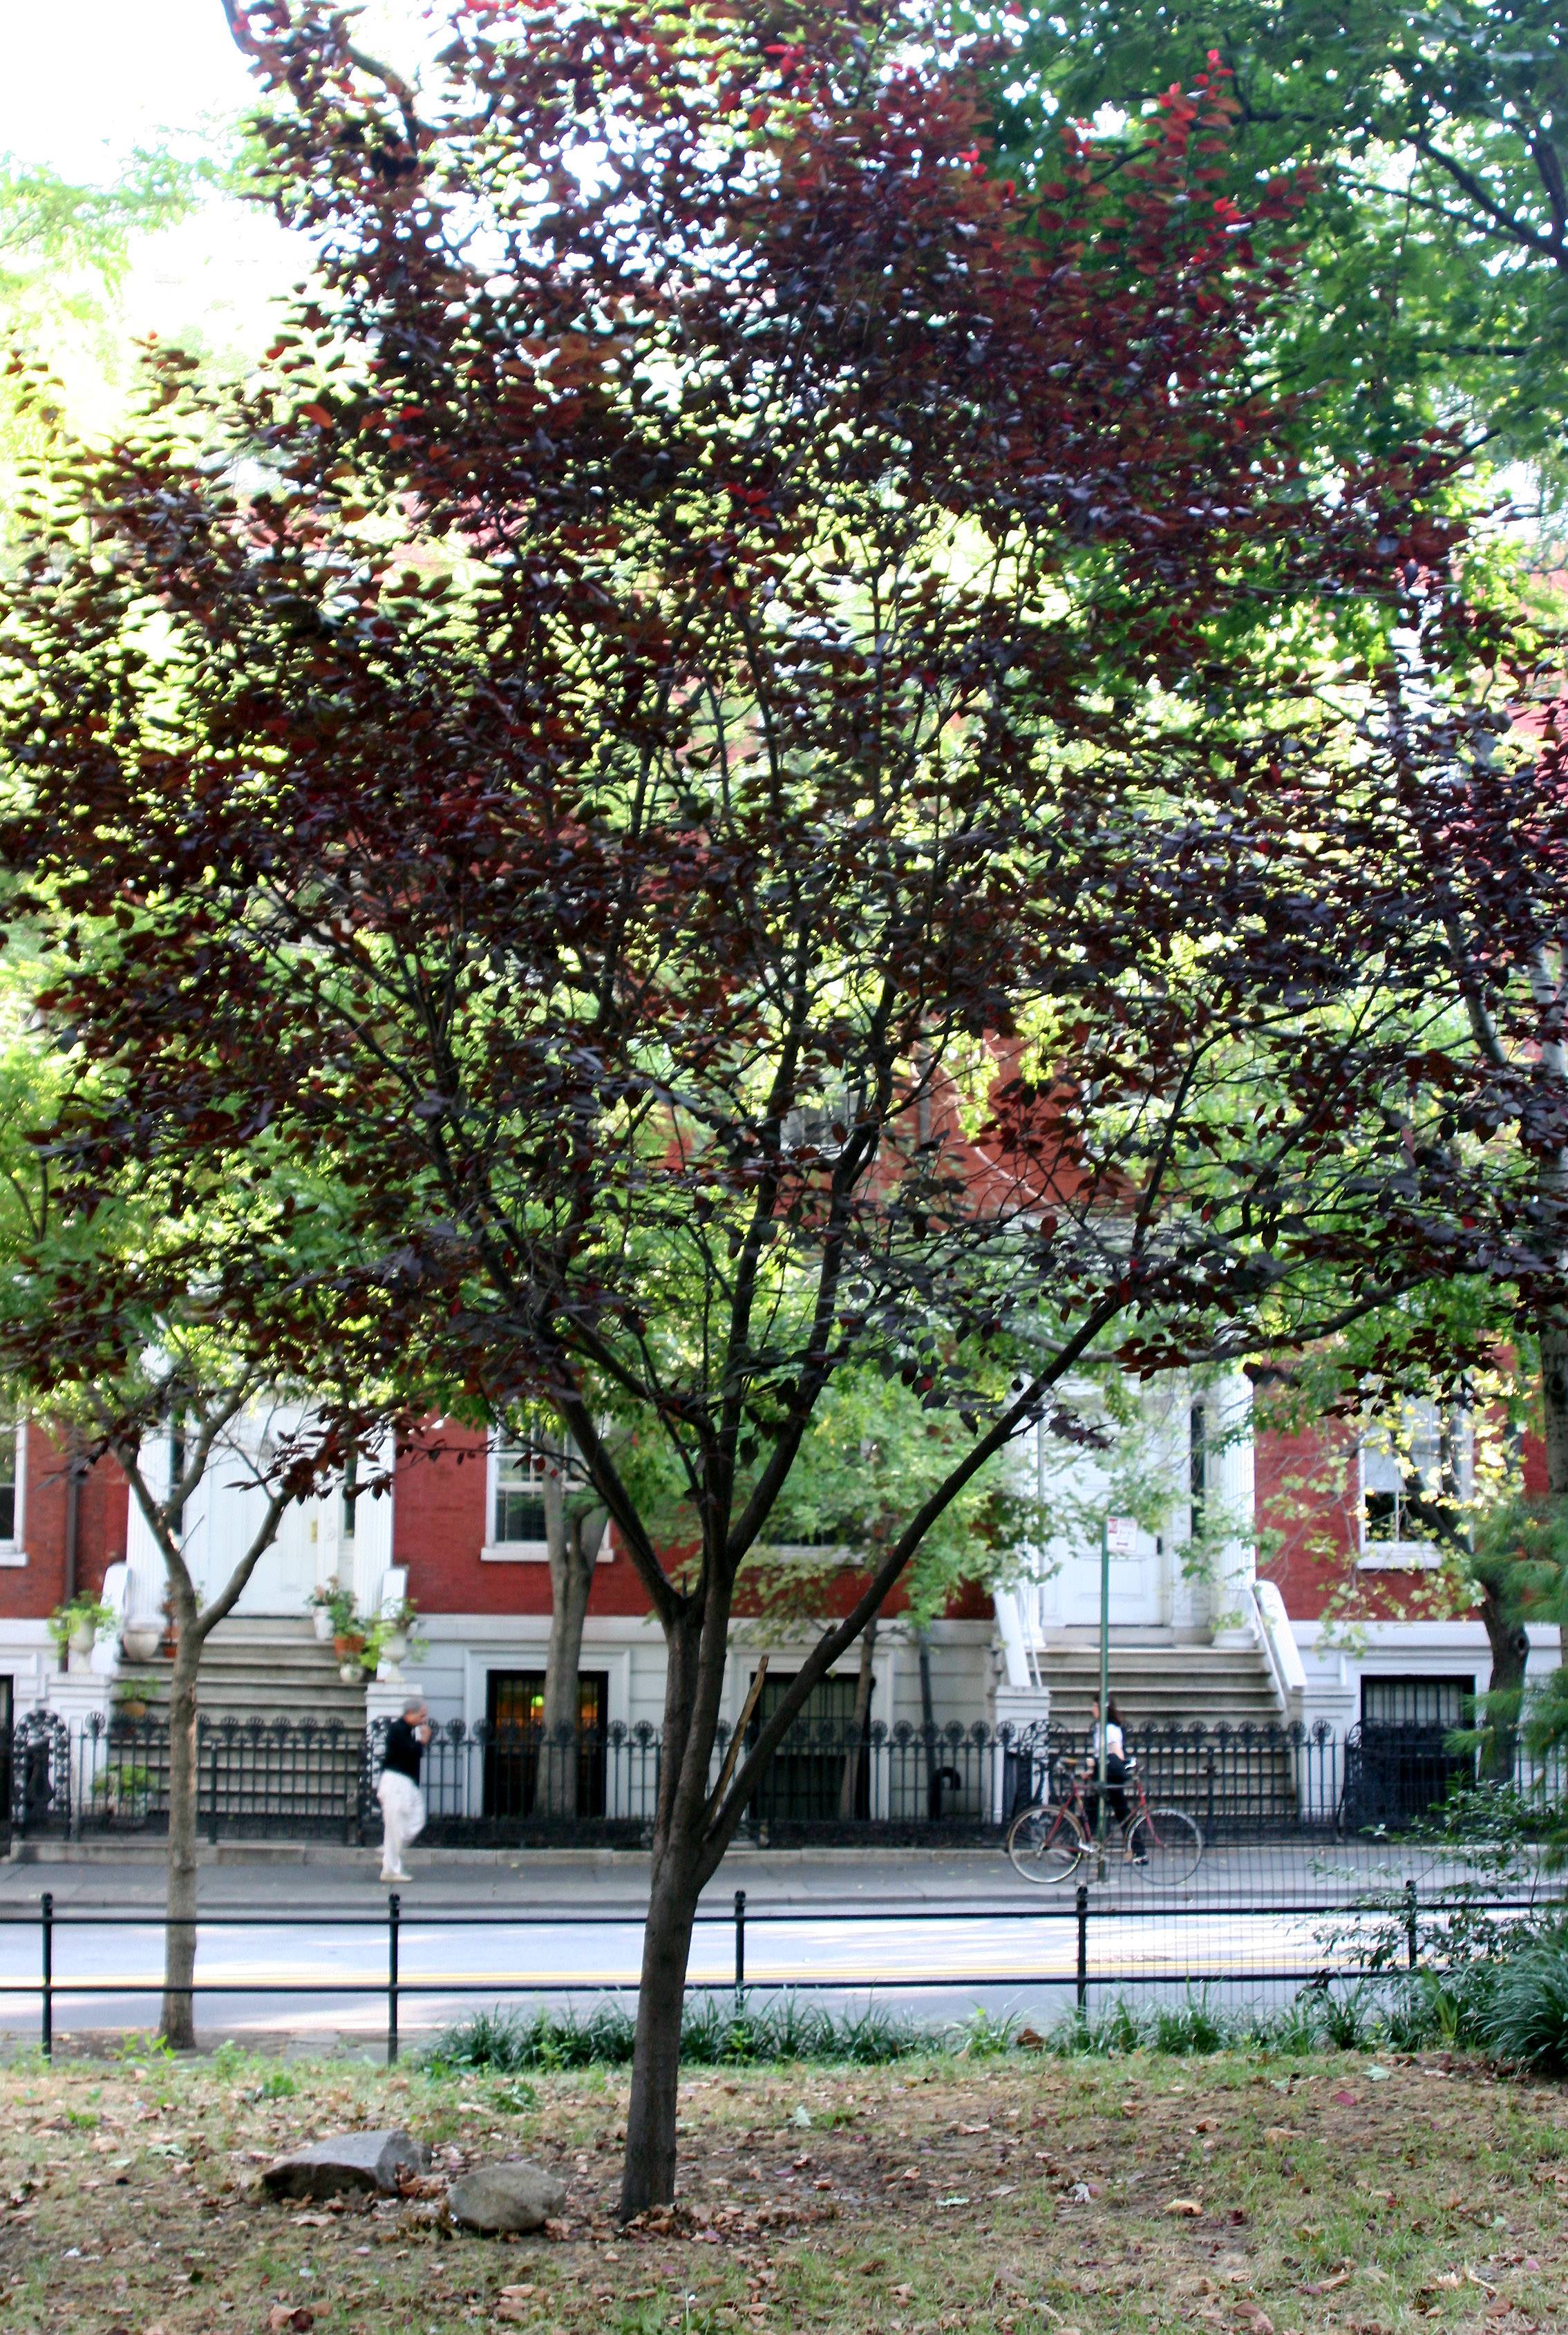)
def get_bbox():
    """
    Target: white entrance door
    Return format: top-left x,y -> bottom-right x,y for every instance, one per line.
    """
123,1415 -> 341,1621
1055,1526 -> 1166,1628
